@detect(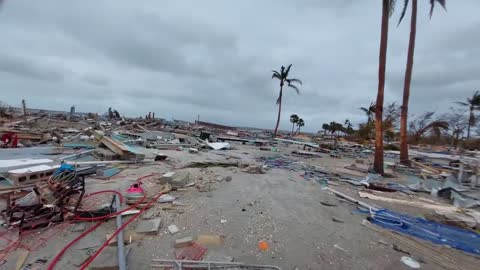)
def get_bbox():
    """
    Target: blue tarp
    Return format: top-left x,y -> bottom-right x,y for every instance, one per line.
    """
369,209 -> 480,255
53,163 -> 75,176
